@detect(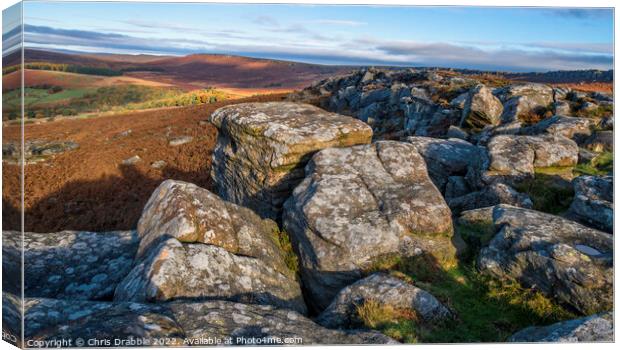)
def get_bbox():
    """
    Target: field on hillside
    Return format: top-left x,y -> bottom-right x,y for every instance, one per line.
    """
2,93 -> 288,232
